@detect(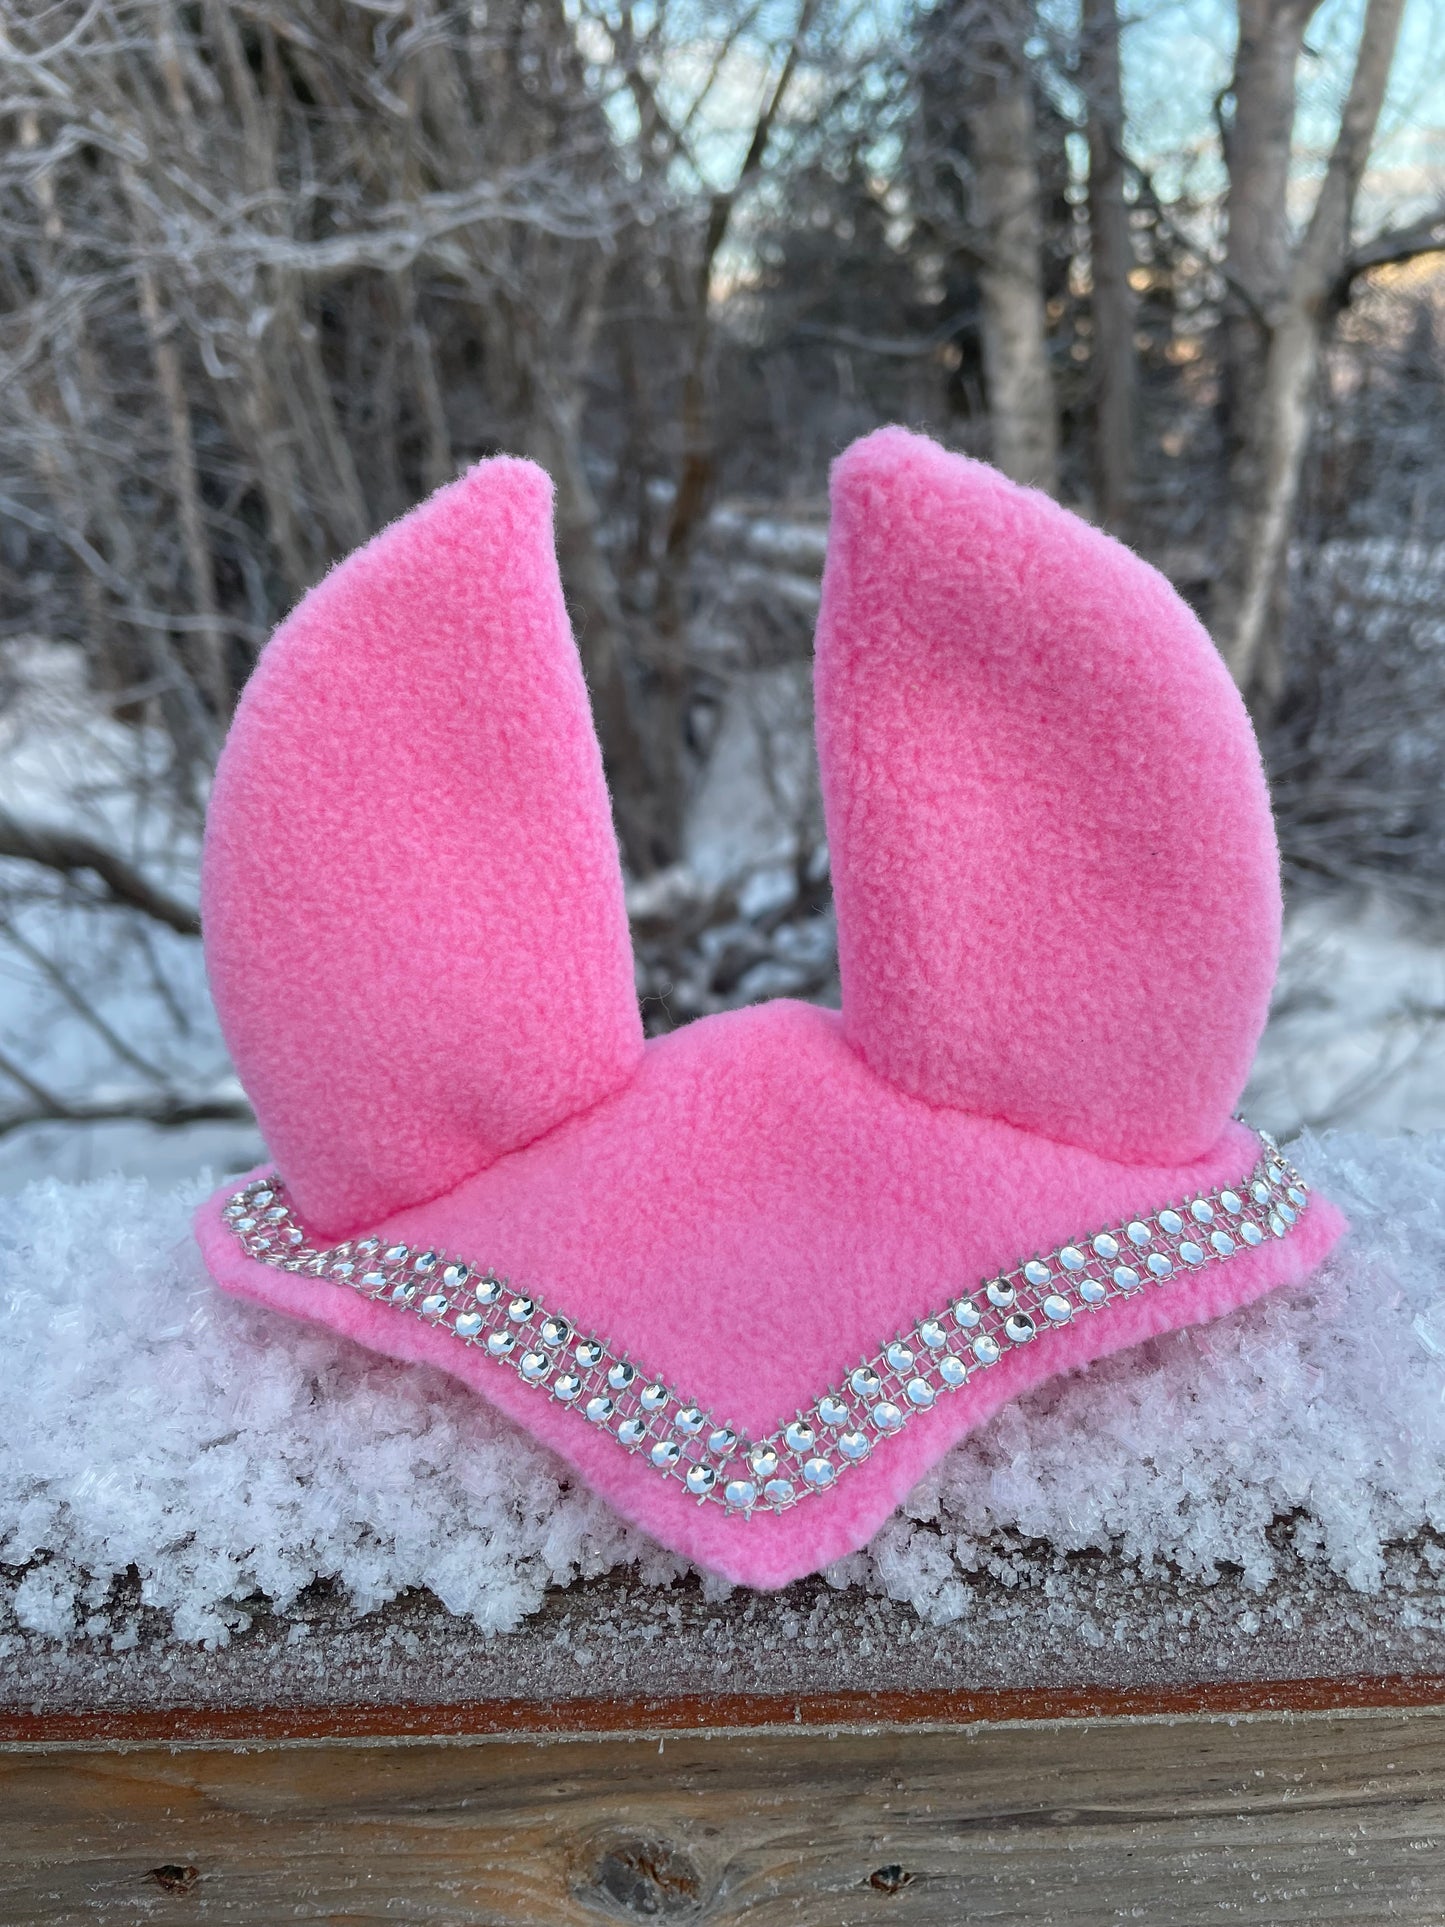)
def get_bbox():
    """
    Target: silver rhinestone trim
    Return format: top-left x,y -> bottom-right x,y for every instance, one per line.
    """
221,1130 -> 1311,1520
